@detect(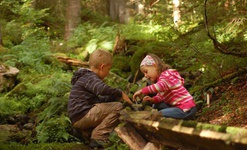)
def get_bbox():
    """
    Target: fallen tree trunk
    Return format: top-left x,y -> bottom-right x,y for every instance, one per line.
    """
56,56 -> 89,67
118,108 -> 247,150
191,68 -> 247,94
115,123 -> 147,150
115,123 -> 161,150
